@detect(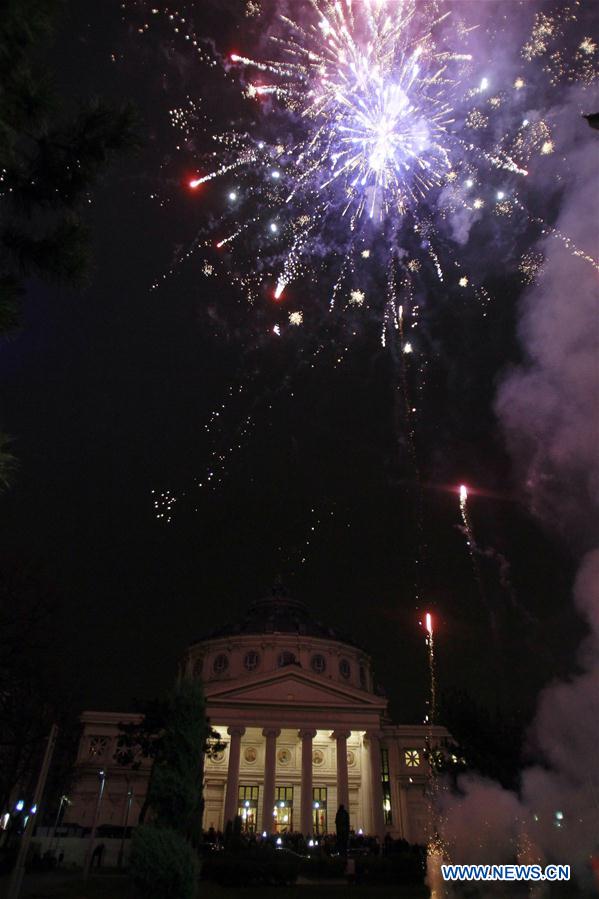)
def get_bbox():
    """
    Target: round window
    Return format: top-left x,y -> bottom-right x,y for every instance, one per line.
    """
339,658 -> 351,680
213,653 -> 229,674
278,650 -> 297,667
311,653 -> 326,674
244,650 -> 260,671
